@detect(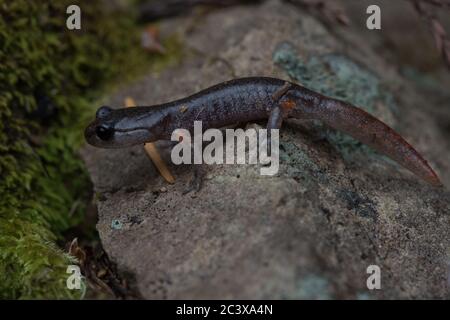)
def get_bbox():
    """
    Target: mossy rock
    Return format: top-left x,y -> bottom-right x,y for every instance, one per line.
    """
0,0 -> 181,299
